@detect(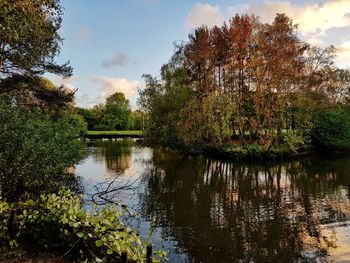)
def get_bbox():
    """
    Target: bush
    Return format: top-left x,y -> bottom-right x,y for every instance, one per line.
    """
311,109 -> 350,150
0,190 -> 167,262
0,101 -> 86,201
